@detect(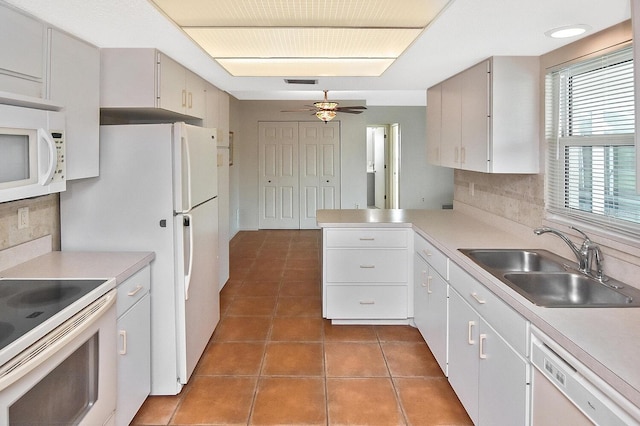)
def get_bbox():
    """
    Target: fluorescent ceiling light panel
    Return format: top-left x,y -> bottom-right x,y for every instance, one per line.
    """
217,58 -> 395,77
150,0 -> 451,77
